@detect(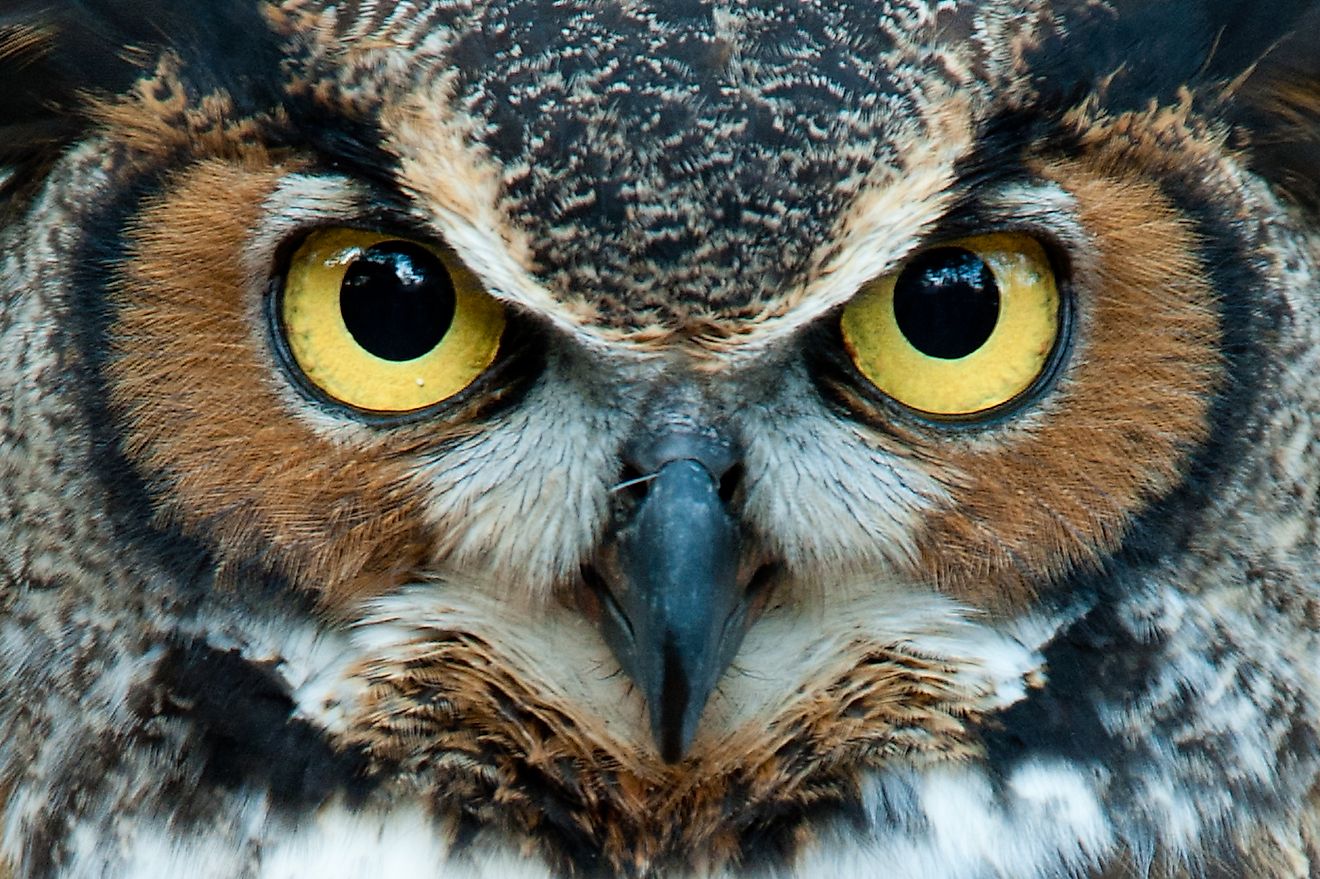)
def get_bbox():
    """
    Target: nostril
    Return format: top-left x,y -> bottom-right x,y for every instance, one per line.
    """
616,461 -> 743,505
615,464 -> 652,501
718,463 -> 744,504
